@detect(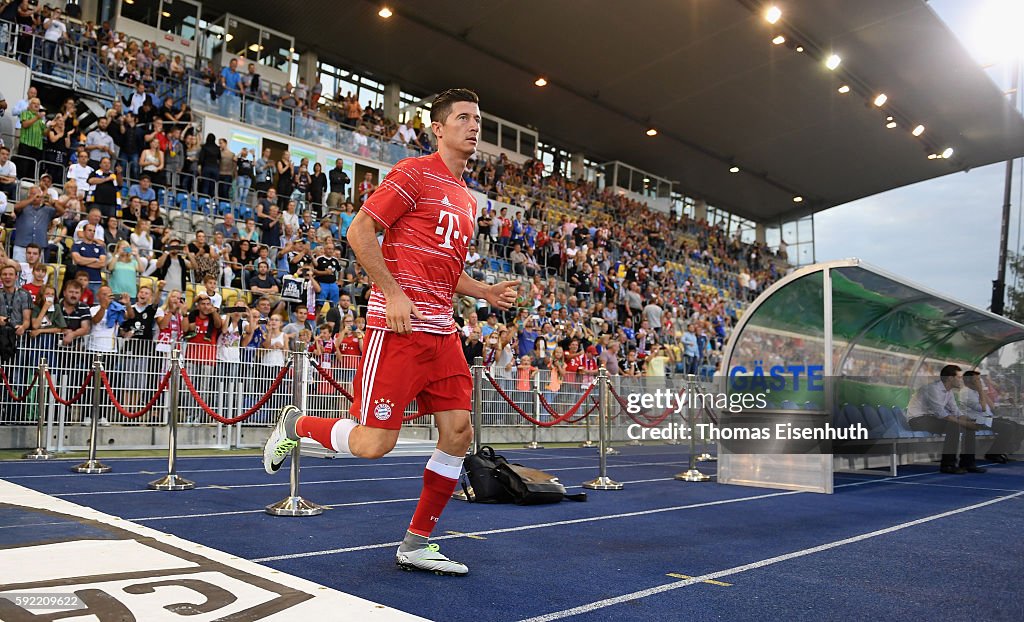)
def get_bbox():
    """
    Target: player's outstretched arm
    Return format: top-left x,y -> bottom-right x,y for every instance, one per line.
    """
456,273 -> 519,311
347,210 -> 423,334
